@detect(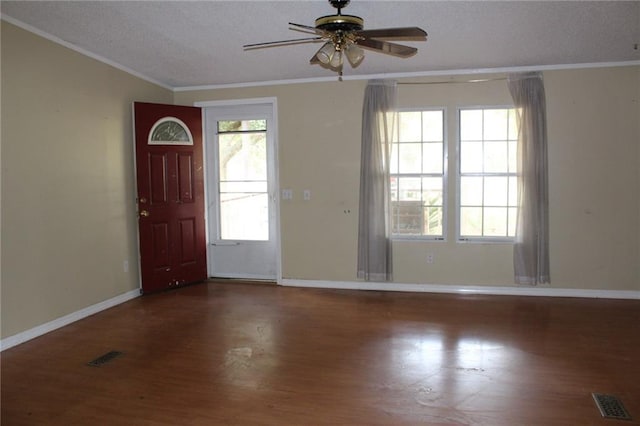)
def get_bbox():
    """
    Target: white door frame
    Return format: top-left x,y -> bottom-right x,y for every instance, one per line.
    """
194,97 -> 281,283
